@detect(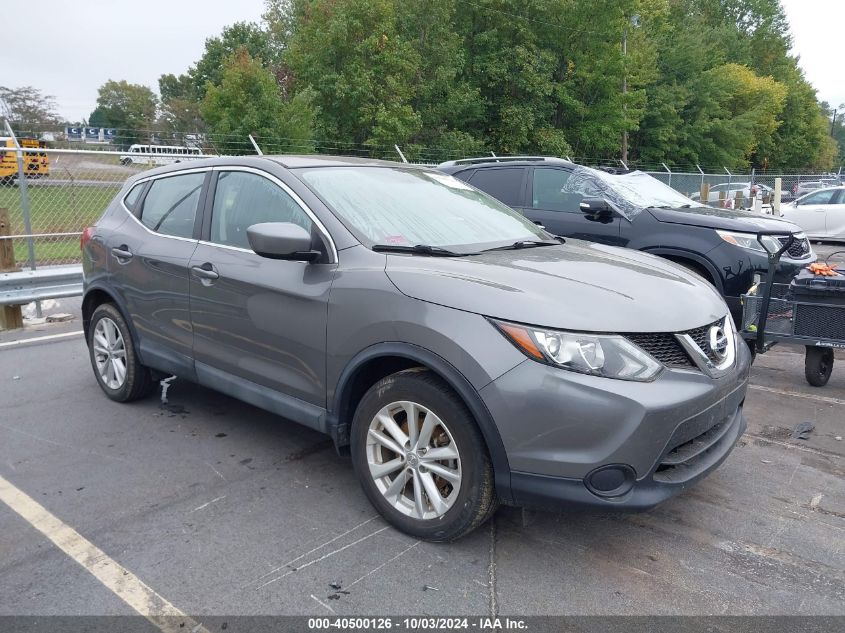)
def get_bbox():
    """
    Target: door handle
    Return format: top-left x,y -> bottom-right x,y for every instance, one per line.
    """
111,245 -> 133,260
191,263 -> 219,280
